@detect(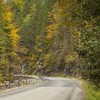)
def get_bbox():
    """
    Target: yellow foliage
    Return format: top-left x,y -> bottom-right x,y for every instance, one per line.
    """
74,31 -> 81,38
46,2 -> 62,41
10,30 -> 20,41
65,52 -> 80,65
5,11 -> 13,22
31,54 -> 36,61
5,23 -> 14,29
5,22 -> 20,49
14,0 -> 25,10
11,51 -> 18,56
46,23 -> 58,40
10,28 -> 20,48
44,54 -> 50,60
